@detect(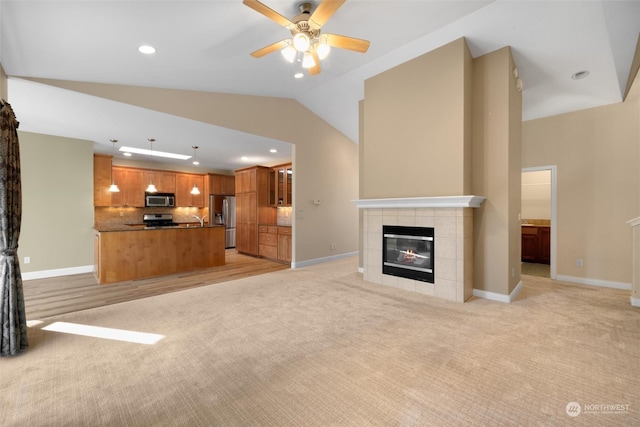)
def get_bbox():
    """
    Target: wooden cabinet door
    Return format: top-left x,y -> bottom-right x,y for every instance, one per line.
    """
277,230 -> 292,263
224,175 -> 236,195
235,168 -> 256,193
93,155 -> 112,207
270,164 -> 292,206
521,227 -> 538,262
111,167 -> 144,207
236,192 -> 257,255
176,173 -> 205,207
538,227 -> 551,264
144,170 -> 176,193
